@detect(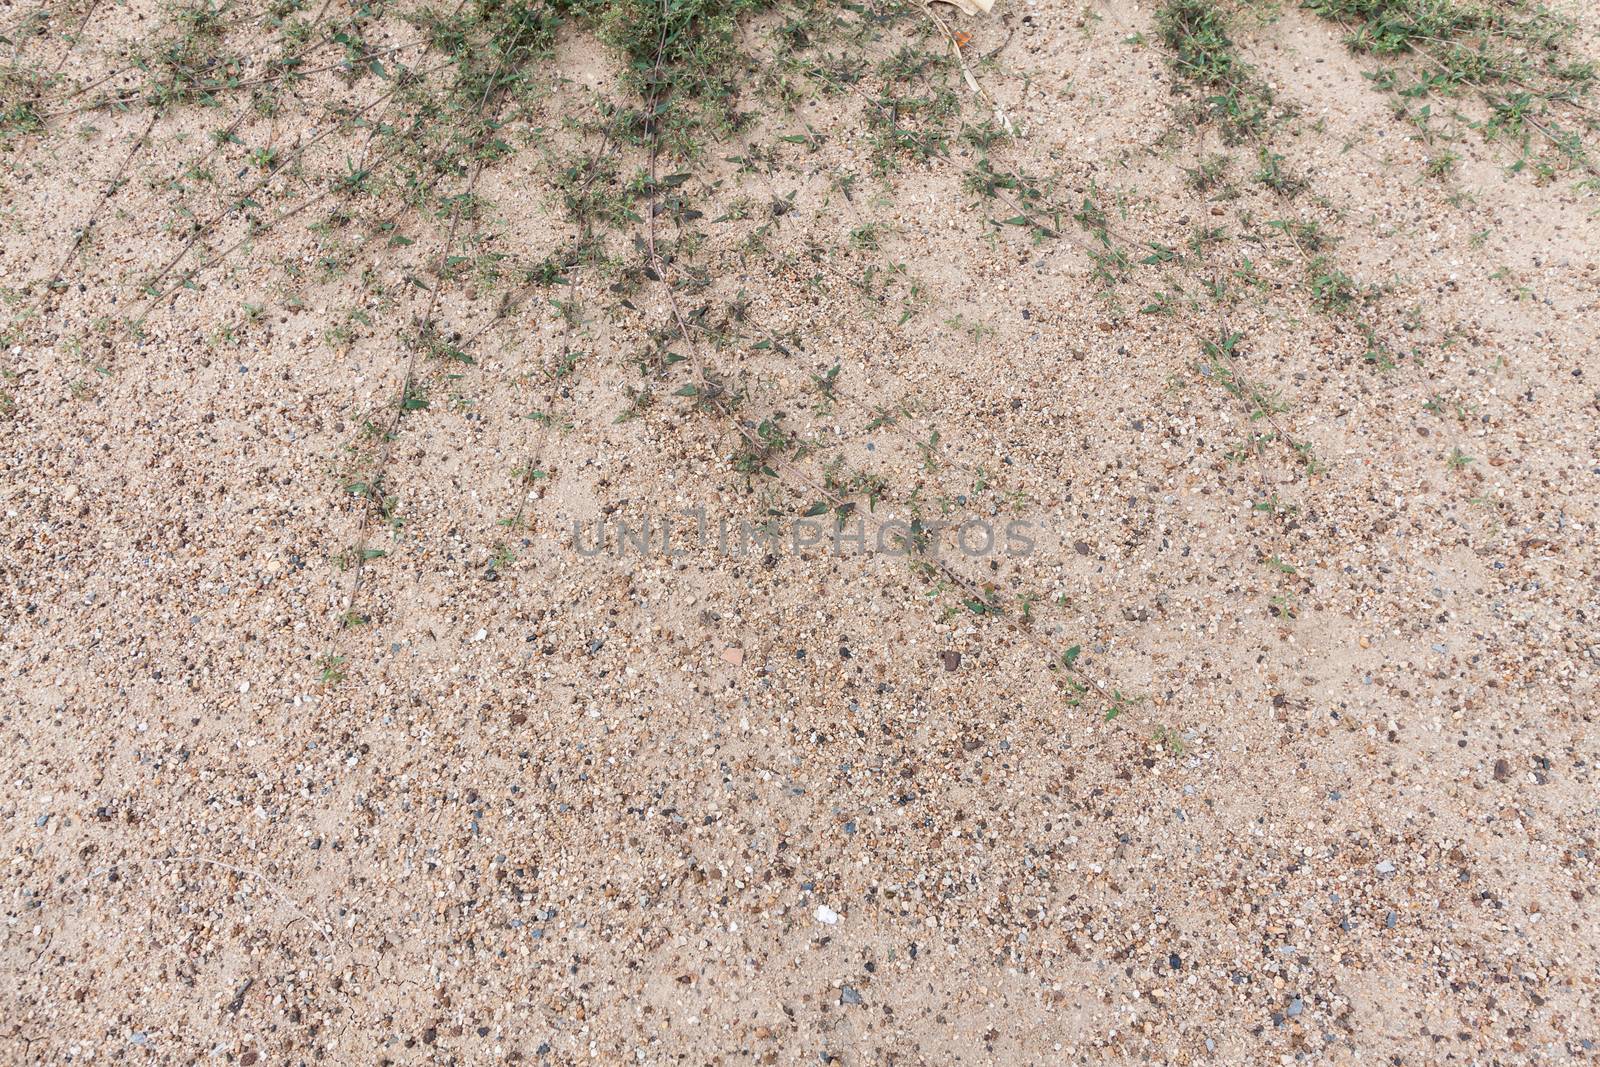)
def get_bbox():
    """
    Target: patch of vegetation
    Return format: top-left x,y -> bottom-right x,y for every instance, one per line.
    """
1,57 -> 52,143
137,0 -> 243,107
1156,0 -> 1399,370
1197,330 -> 1325,475
1303,0 -> 1598,179
581,0 -> 772,154
1156,0 -> 1277,139
1,0 -> 1227,732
